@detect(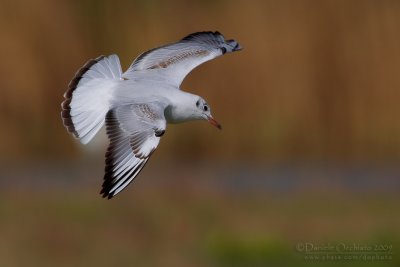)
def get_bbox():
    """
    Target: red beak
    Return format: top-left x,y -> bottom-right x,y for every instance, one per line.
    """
207,116 -> 222,130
